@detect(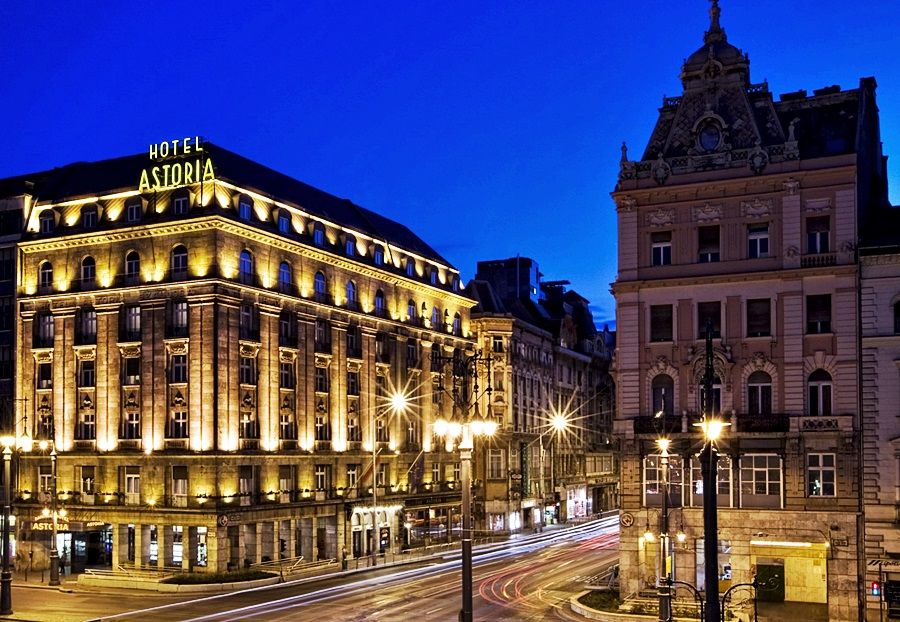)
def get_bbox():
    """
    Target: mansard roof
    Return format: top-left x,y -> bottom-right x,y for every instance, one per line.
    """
0,144 -> 452,267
